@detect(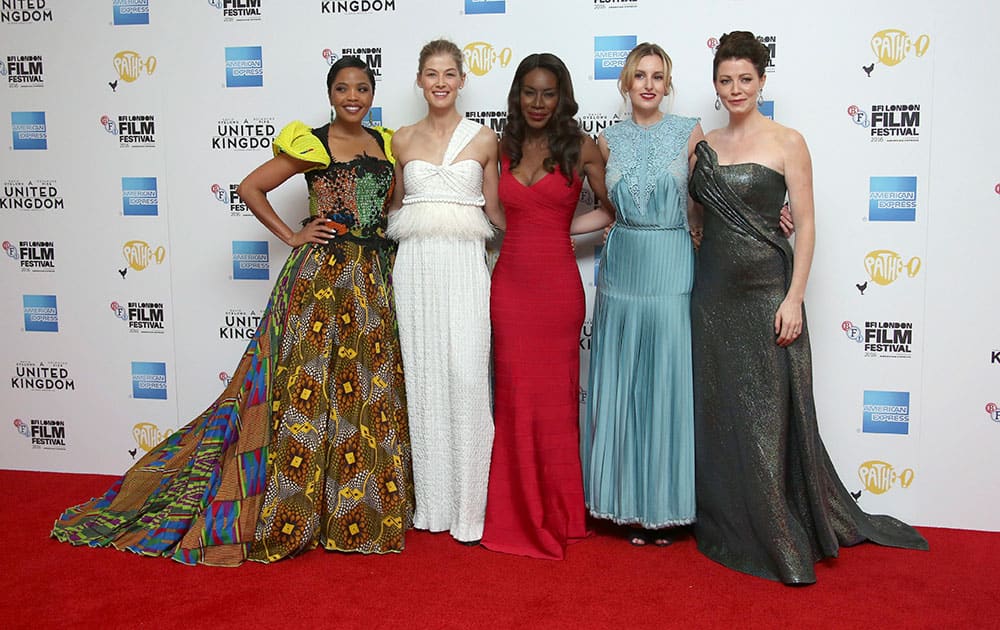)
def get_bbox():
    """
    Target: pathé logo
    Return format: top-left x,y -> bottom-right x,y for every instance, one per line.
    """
122,240 -> 166,271
113,51 -> 156,83
870,29 -> 930,67
857,460 -> 915,495
463,41 -> 512,77
864,249 -> 921,286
